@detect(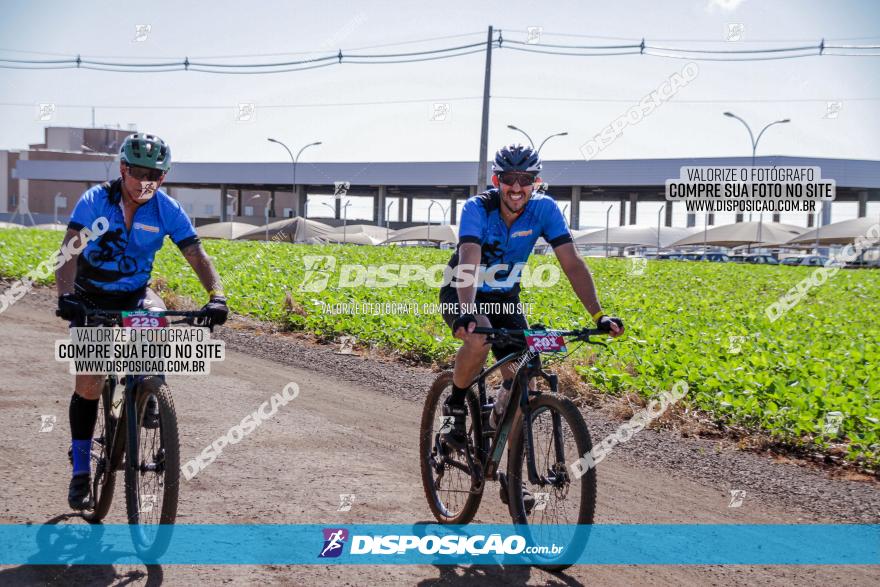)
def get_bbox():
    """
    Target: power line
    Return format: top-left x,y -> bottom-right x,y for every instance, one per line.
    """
500,28 -> 880,43
1,32 -> 878,73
